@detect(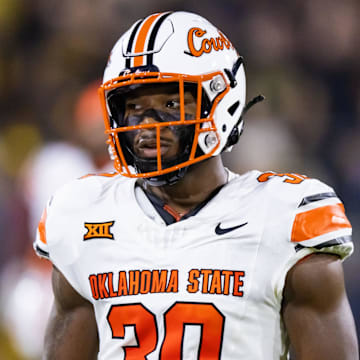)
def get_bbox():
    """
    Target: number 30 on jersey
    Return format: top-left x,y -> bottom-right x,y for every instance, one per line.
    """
107,302 -> 225,359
